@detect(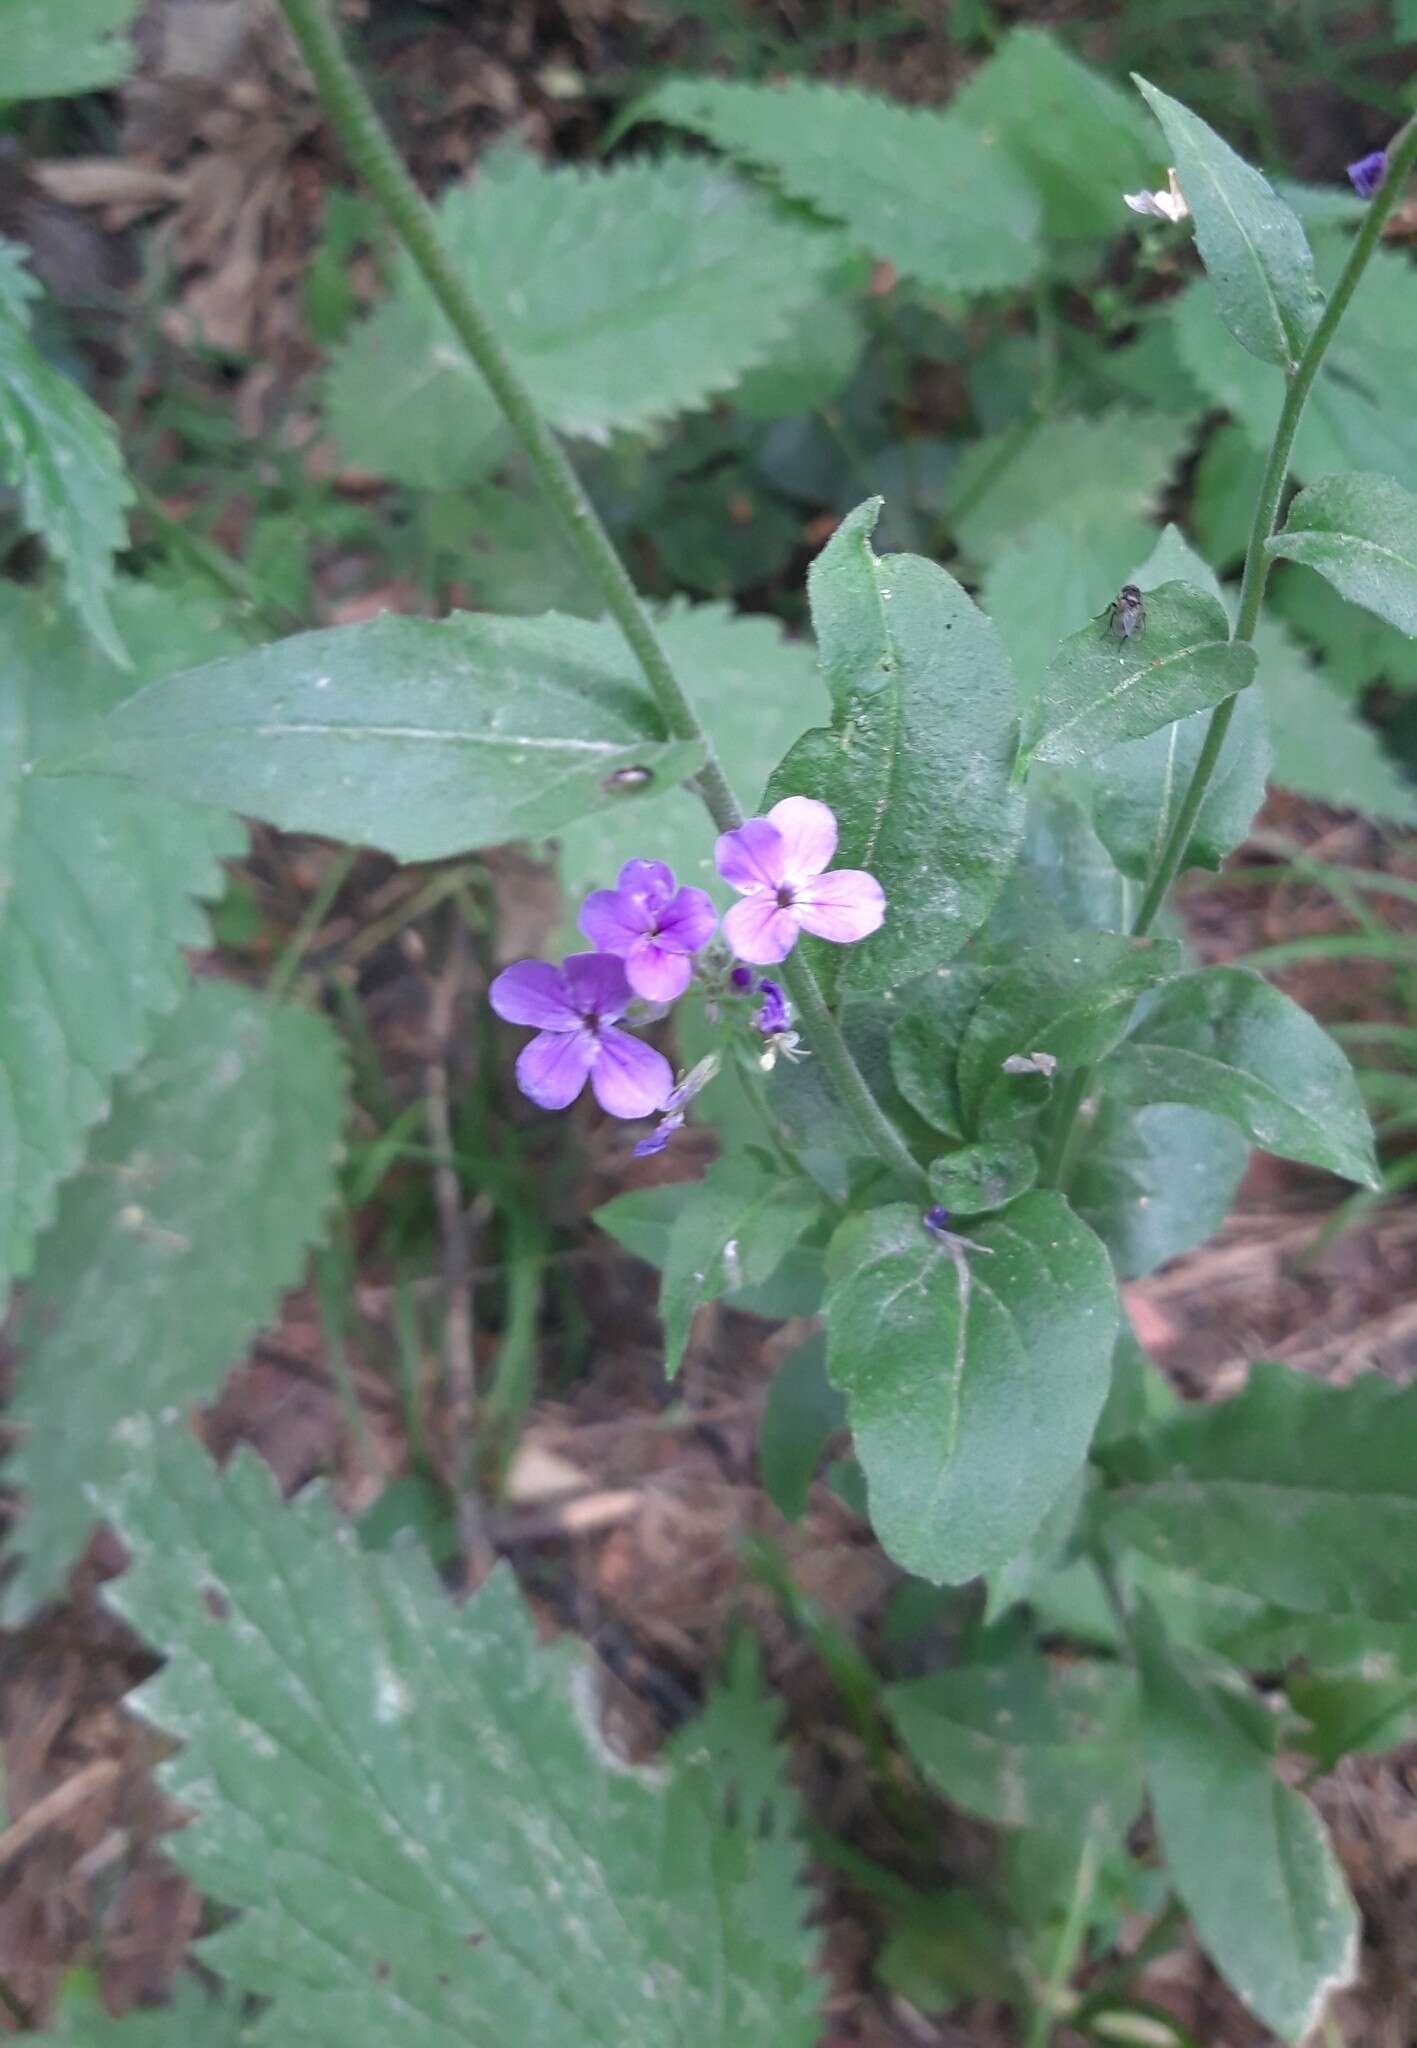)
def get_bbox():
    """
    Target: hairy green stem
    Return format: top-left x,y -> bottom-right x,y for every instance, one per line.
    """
276,0 -> 926,1193
1042,118 -> 1417,1190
